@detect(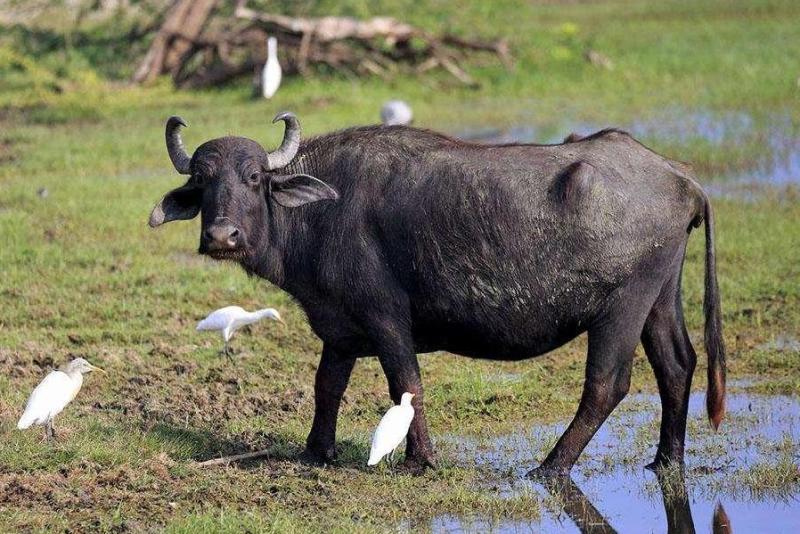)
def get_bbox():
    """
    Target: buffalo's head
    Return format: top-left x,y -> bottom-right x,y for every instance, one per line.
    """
149,112 -> 338,262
